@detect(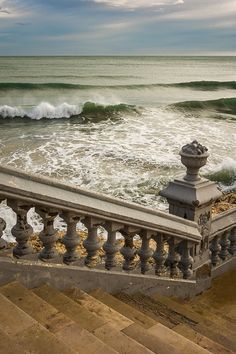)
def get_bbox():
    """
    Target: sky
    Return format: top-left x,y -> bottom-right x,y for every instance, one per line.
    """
0,0 -> 236,55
